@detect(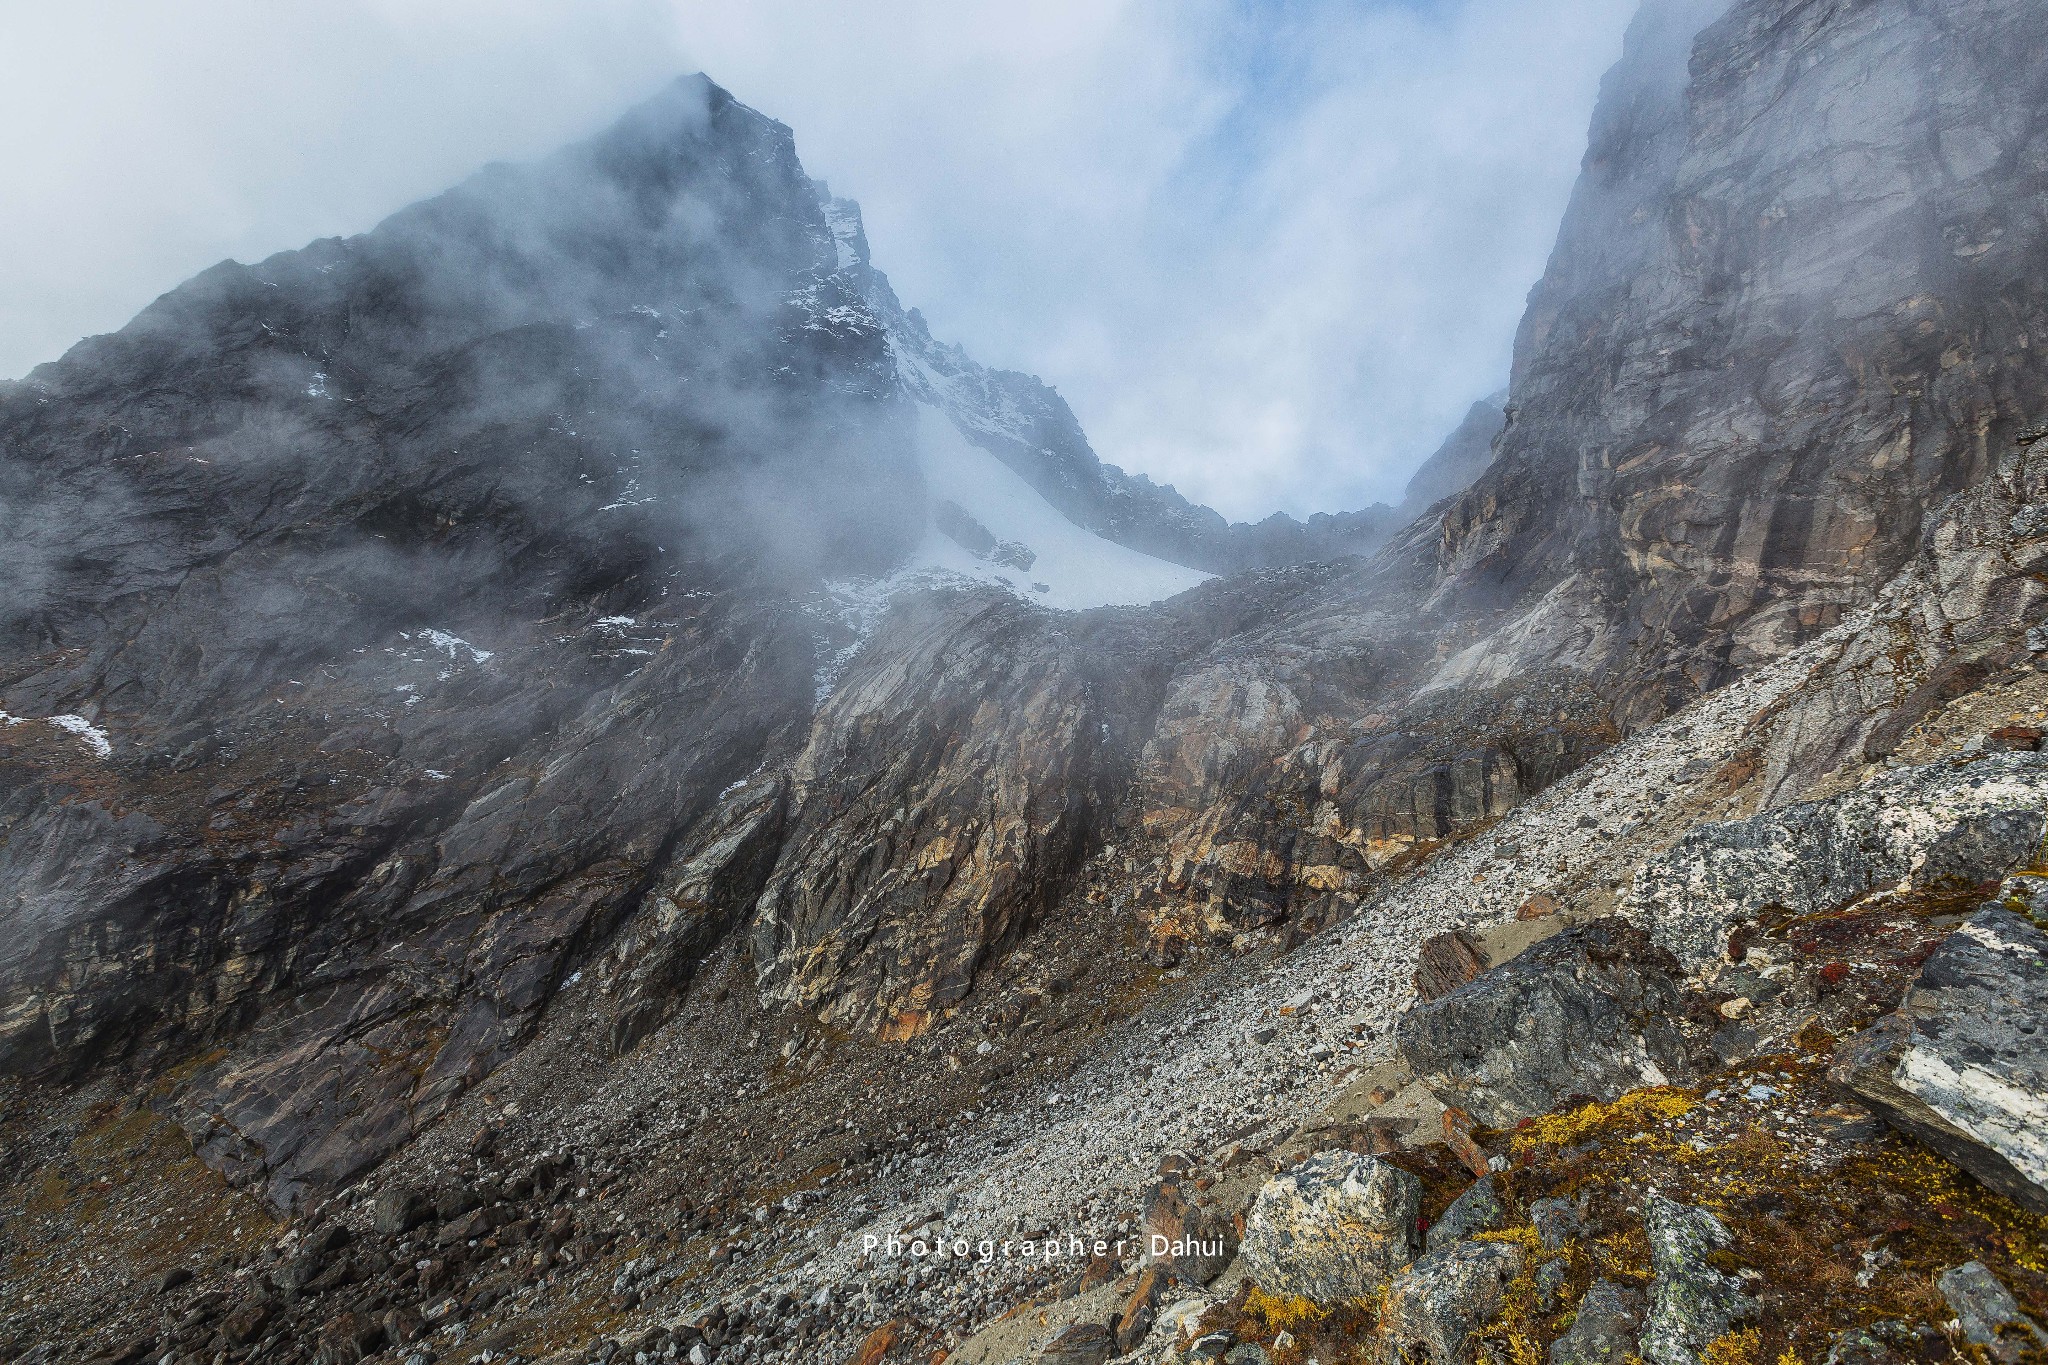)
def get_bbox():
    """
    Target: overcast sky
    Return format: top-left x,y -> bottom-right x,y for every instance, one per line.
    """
0,0 -> 1638,520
